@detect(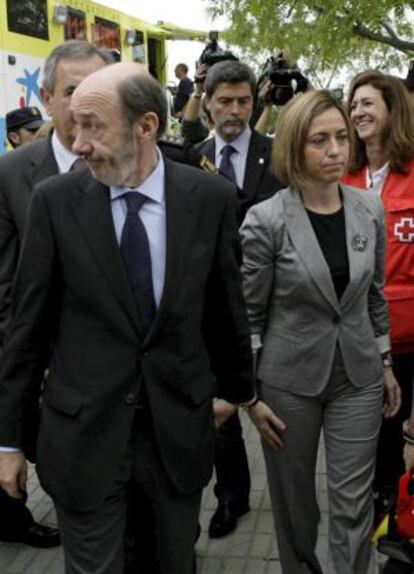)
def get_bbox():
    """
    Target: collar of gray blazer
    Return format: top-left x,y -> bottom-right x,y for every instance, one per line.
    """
282,184 -> 374,313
